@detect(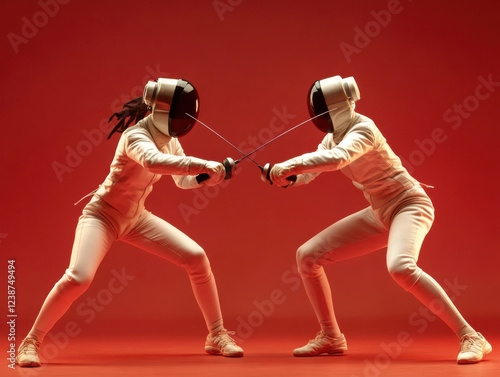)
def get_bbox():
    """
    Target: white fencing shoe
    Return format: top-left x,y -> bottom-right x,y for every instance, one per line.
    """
293,331 -> 348,357
457,332 -> 492,364
205,329 -> 244,357
17,338 -> 41,367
